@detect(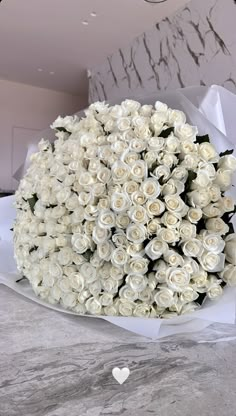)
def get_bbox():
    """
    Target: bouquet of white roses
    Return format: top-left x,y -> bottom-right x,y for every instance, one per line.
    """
13,96 -> 236,321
